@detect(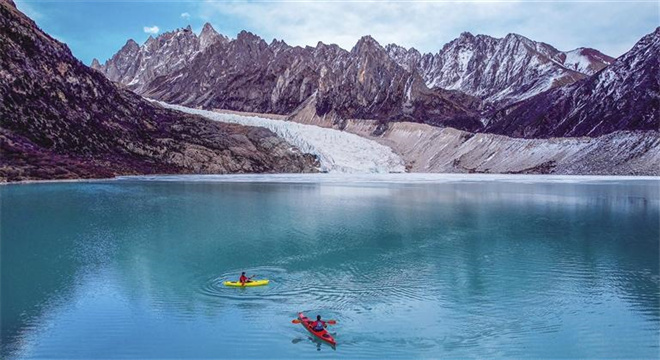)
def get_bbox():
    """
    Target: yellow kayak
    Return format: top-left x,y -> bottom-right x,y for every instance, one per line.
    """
223,279 -> 269,287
